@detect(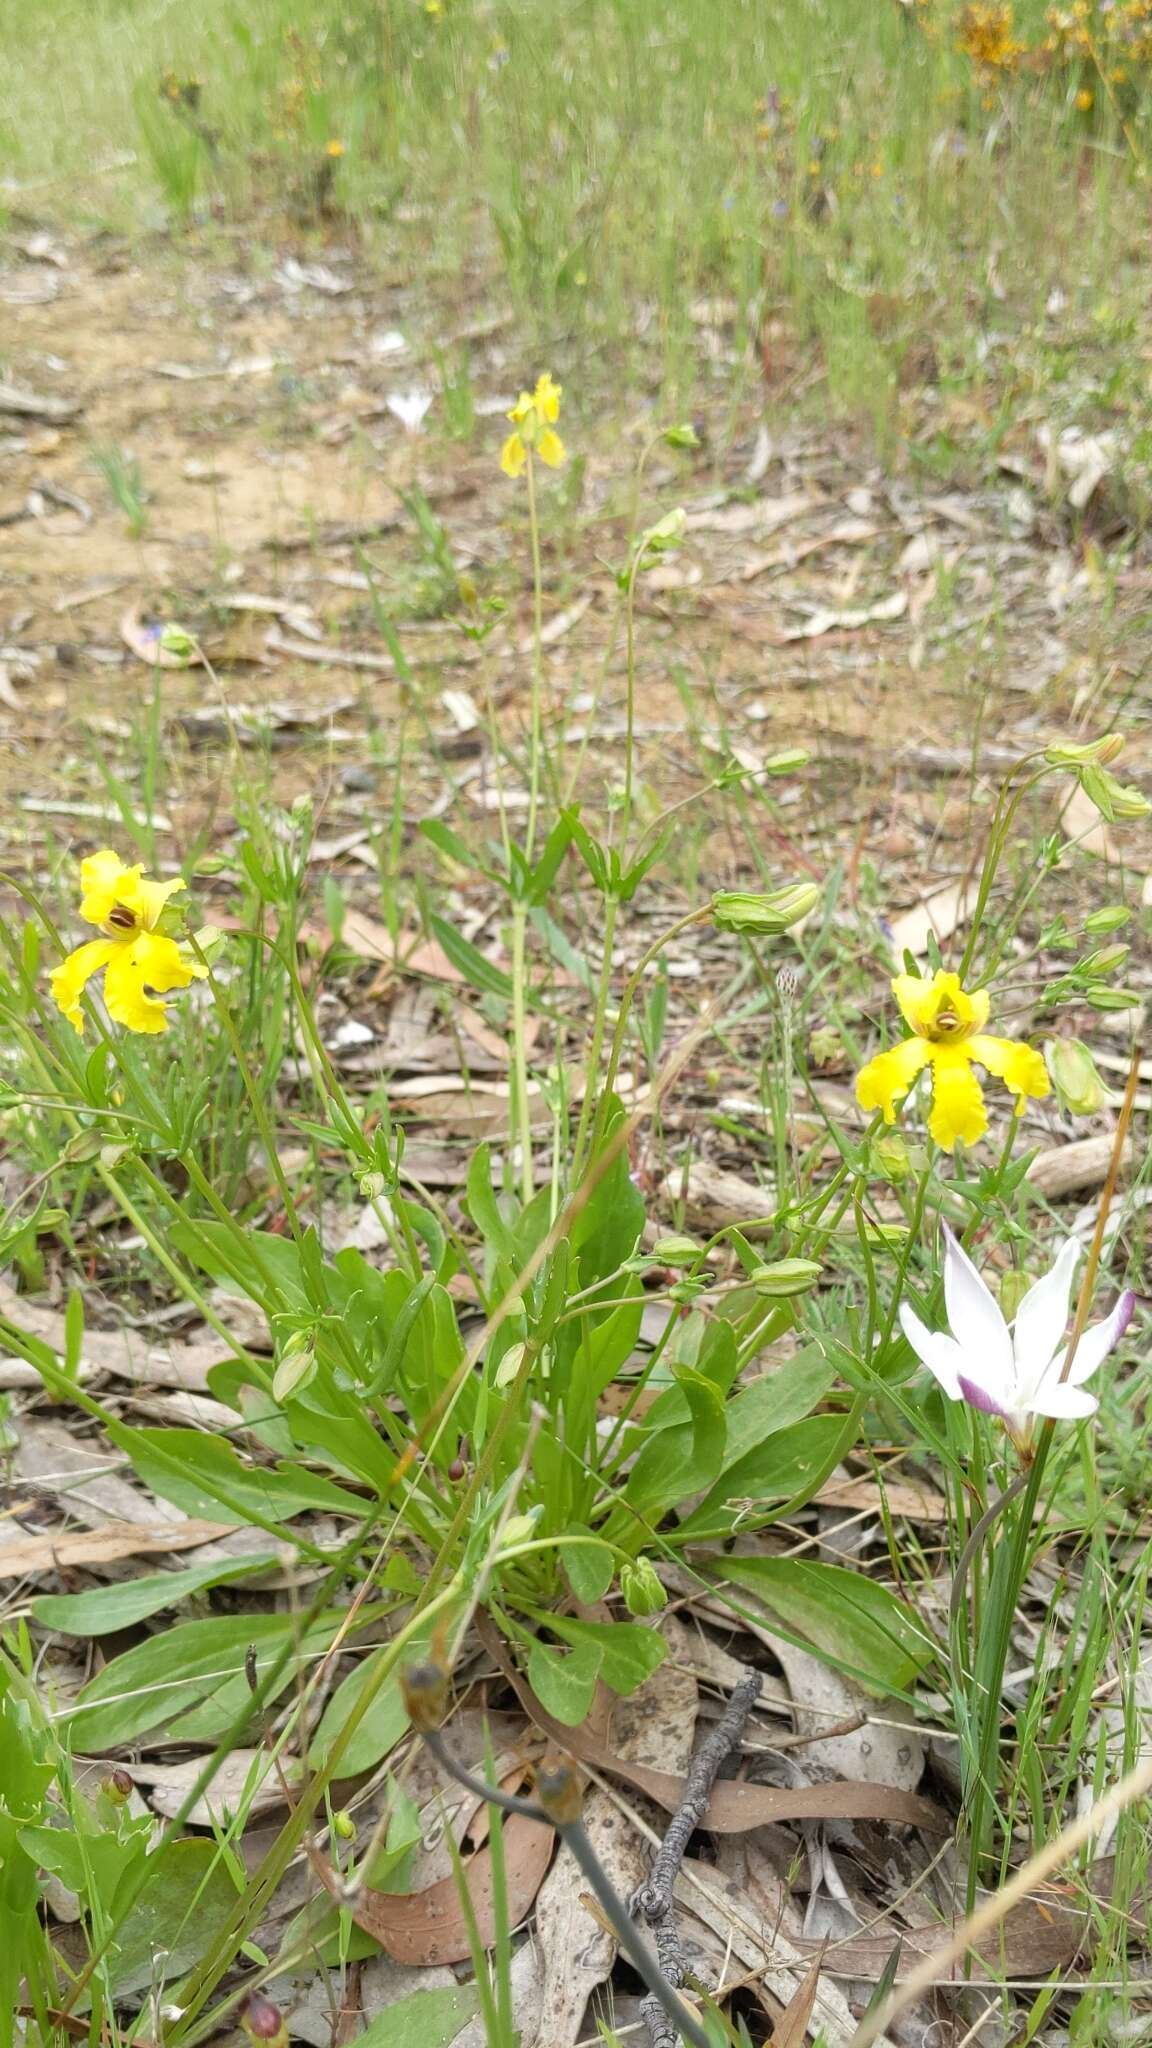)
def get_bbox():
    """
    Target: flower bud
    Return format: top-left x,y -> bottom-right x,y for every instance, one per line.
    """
1084,905 -> 1129,935
750,1257 -> 822,1297
1044,733 -> 1125,766
1084,985 -> 1142,1011
663,422 -> 701,449
1077,763 -> 1151,823
873,1133 -> 913,1182
332,1808 -> 357,1840
359,1170 -> 388,1200
640,507 -> 687,556
242,1994 -> 288,2048
711,882 -> 820,934
1082,943 -> 1129,976
998,1269 -> 1034,1322
762,748 -> 811,774
649,1235 -> 702,1266
534,1753 -> 585,1827
159,622 -> 196,662
272,1329 -> 317,1403
101,1769 -> 133,1805
1044,1038 -> 1111,1116
400,1659 -> 450,1732
621,1556 -> 667,1617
